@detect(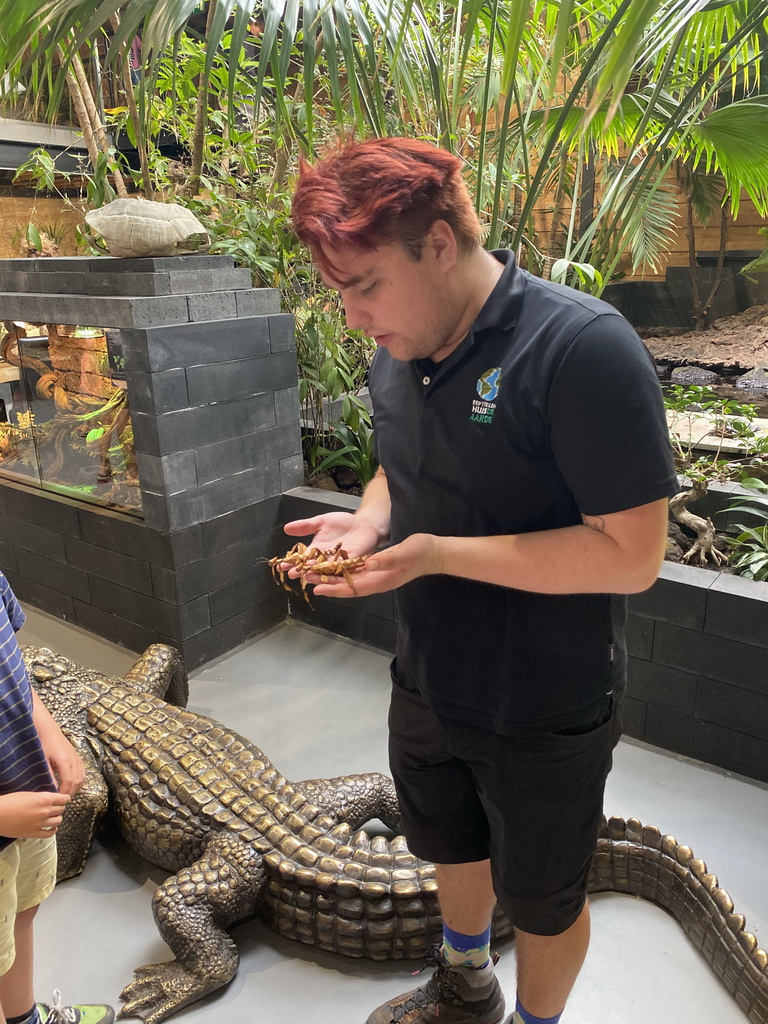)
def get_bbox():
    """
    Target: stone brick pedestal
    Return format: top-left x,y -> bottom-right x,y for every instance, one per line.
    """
0,255 -> 303,667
